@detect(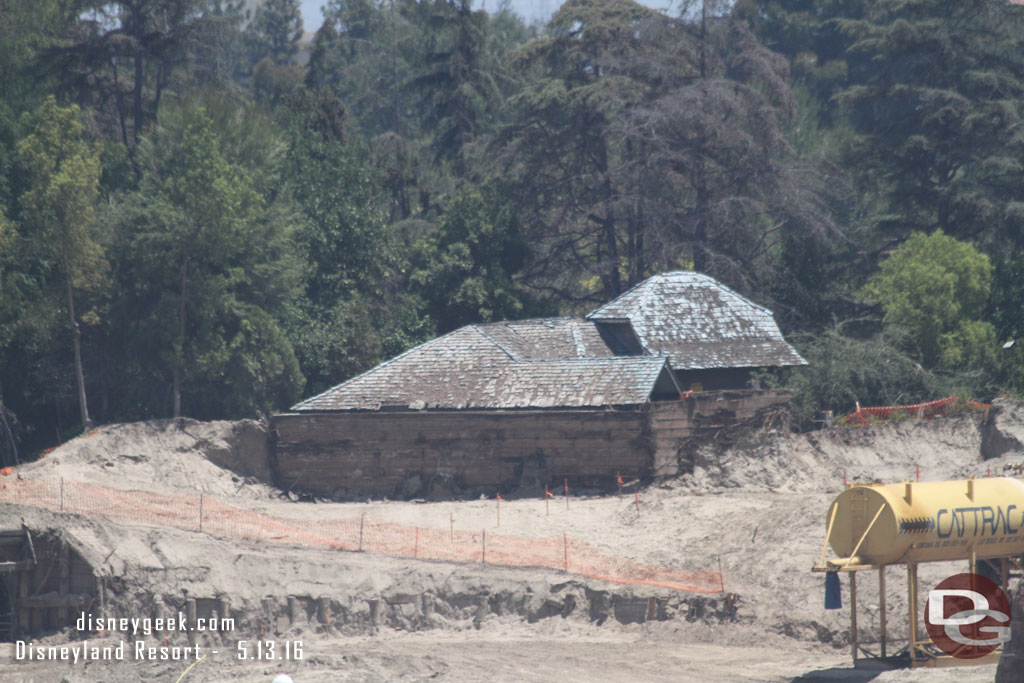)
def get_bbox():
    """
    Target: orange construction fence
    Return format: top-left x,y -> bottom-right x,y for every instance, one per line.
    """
0,476 -> 724,594
841,395 -> 990,427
